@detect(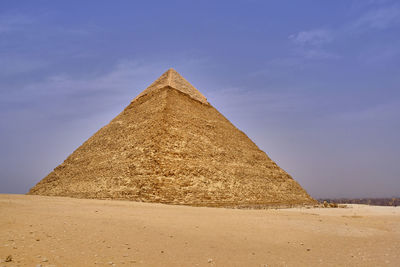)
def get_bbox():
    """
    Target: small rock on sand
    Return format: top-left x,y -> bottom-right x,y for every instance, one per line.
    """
5,255 -> 12,262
